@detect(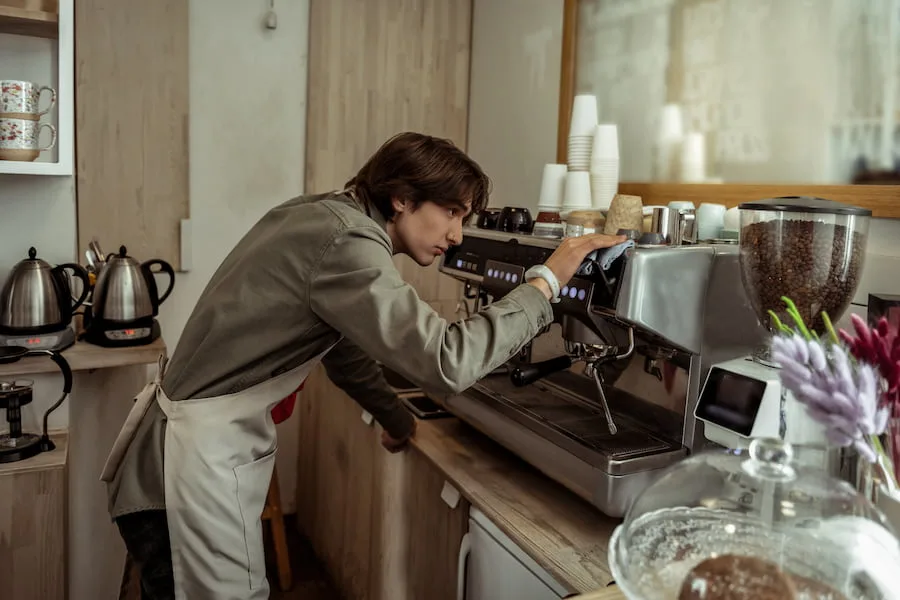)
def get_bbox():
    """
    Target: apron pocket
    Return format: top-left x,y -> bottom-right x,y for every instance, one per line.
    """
233,448 -> 277,590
